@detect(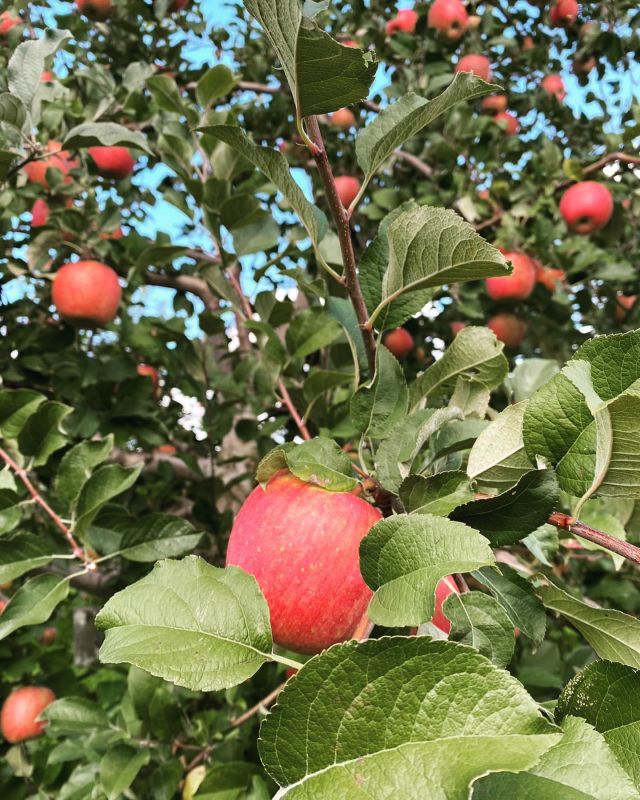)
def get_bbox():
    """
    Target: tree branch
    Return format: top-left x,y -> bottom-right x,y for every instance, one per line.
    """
556,152 -> 640,190
0,447 -> 85,560
548,511 -> 640,565
305,115 -> 377,374
144,271 -> 220,313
